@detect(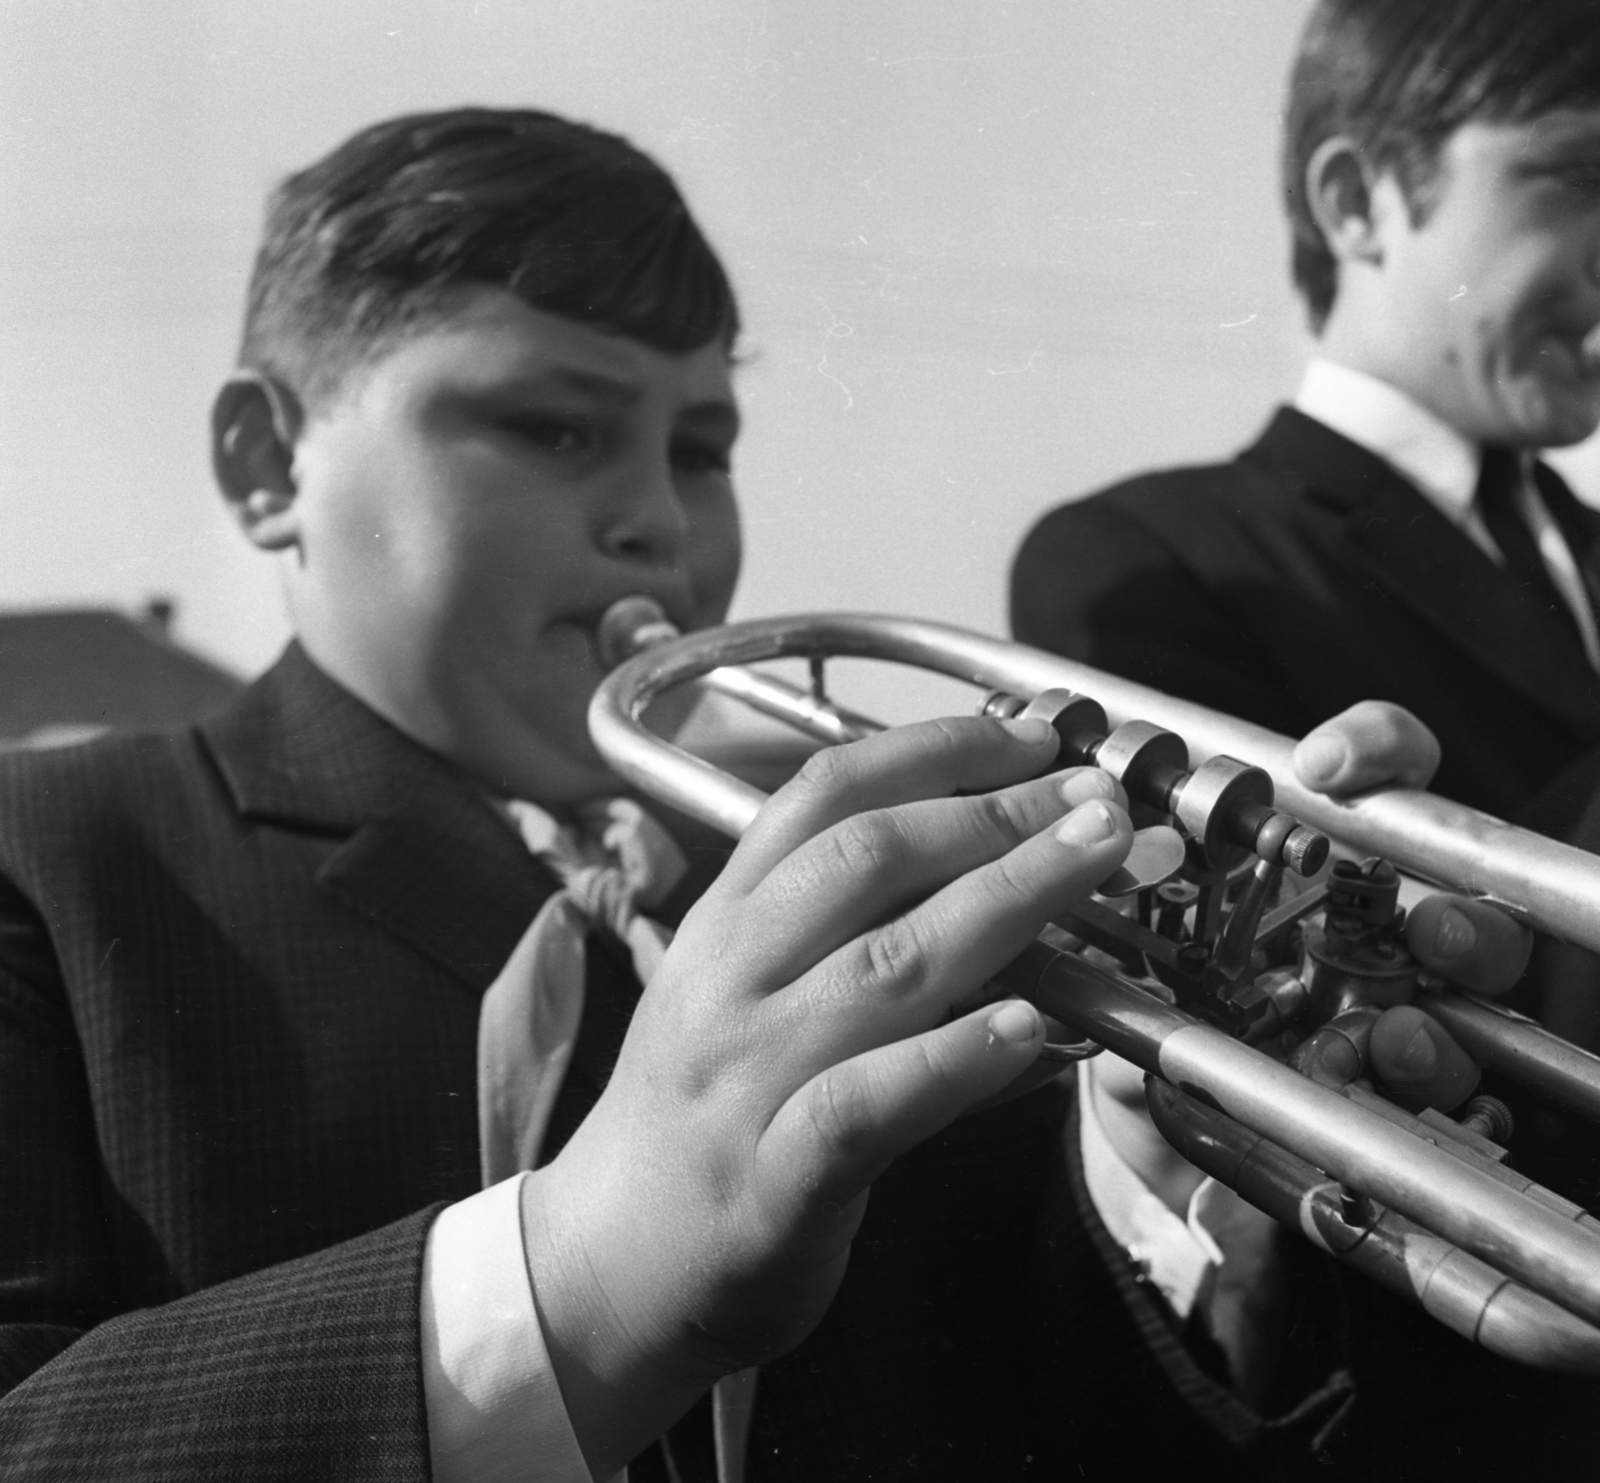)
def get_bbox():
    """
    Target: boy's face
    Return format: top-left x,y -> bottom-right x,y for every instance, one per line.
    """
278,289 -> 742,805
1371,109 -> 1600,448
